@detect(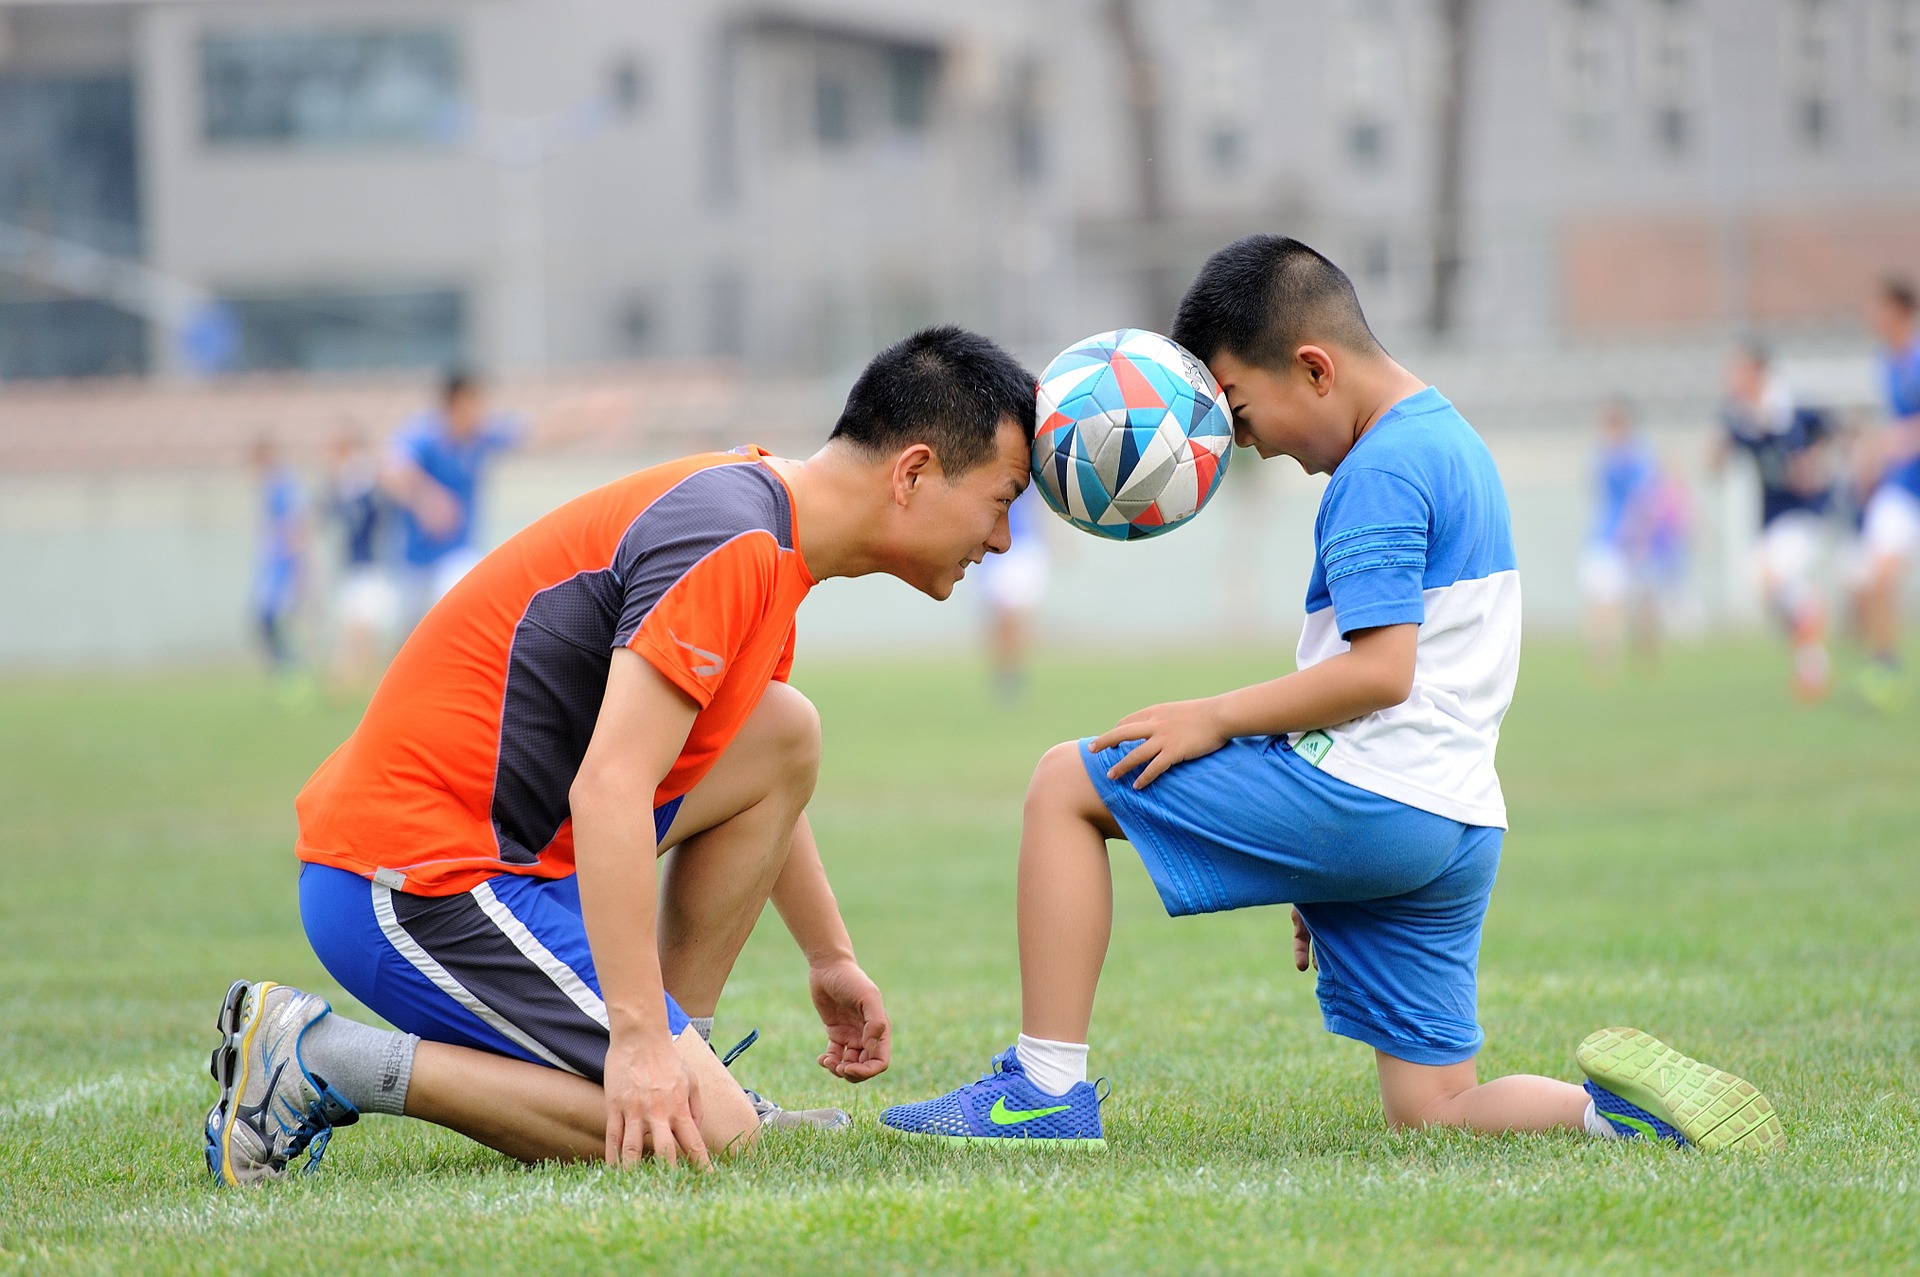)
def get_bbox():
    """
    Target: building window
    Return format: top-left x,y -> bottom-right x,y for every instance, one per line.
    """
1557,0 -> 1619,150
0,297 -> 147,380
1873,0 -> 1920,138
201,29 -> 461,146
216,288 -> 464,372
1208,125 -> 1245,175
1347,118 -> 1388,166
1784,0 -> 1843,152
814,72 -> 852,146
888,46 -> 937,132
1643,0 -> 1699,158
